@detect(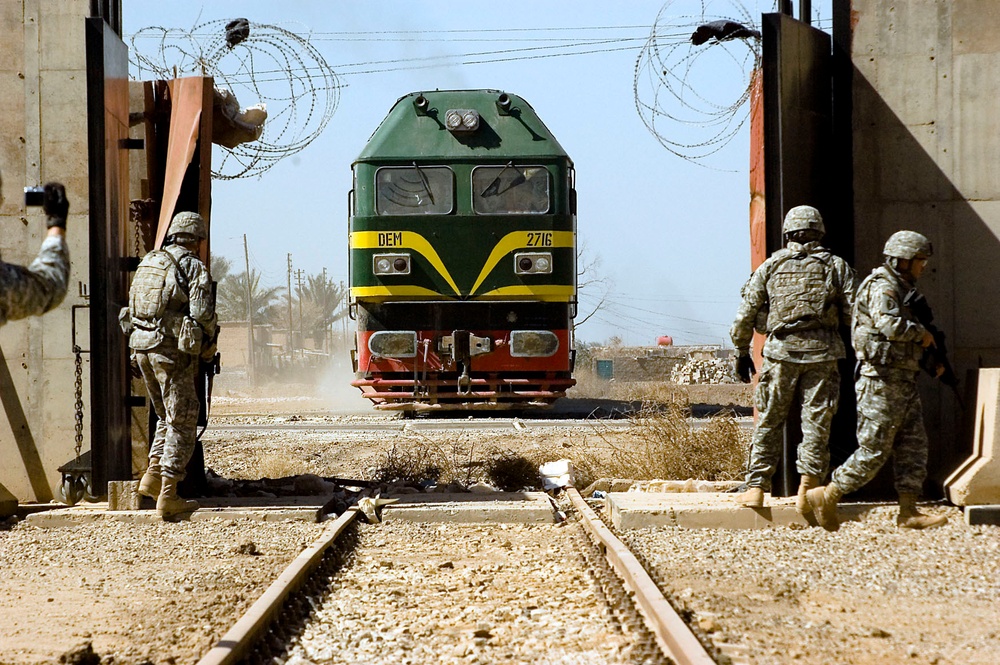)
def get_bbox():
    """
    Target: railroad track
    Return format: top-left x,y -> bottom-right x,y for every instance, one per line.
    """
196,490 -> 723,665
205,418 -> 751,433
